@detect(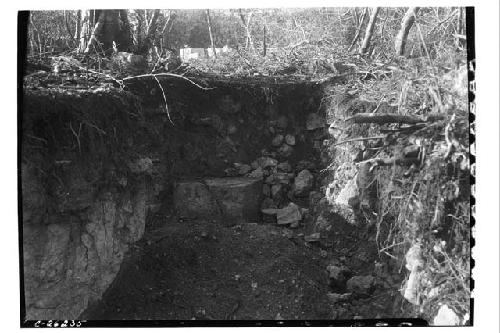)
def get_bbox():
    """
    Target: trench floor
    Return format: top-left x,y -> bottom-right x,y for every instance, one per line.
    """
81,213 -> 407,321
